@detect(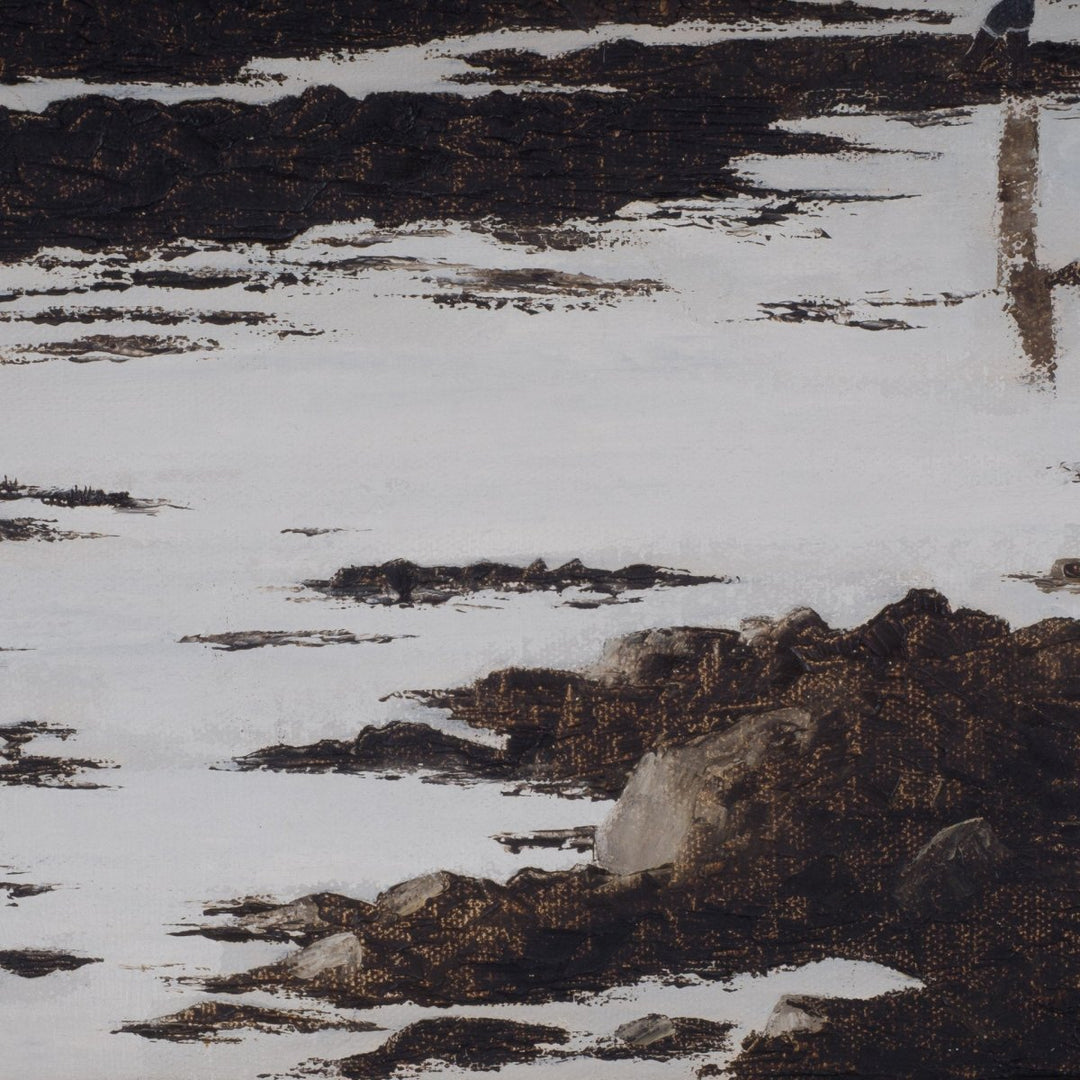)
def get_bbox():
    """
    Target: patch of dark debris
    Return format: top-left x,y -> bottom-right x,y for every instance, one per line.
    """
305,557 -> 730,607
0,475 -> 174,513
758,299 -> 916,330
180,630 -> 410,651
0,721 -> 114,788
0,879 -> 56,905
0,306 -> 272,327
0,950 -> 102,979
2,333 -> 218,364
0,518 -> 107,542
117,1000 -> 381,1042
